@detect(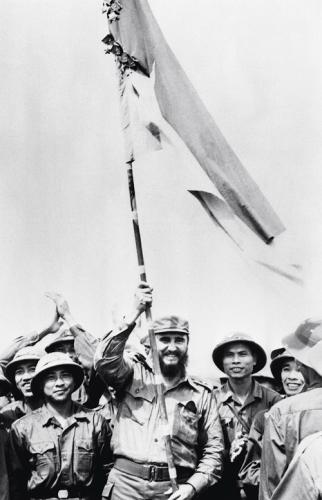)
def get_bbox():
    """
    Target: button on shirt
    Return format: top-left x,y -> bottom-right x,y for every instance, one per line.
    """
8,403 -> 111,500
94,325 -> 224,495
